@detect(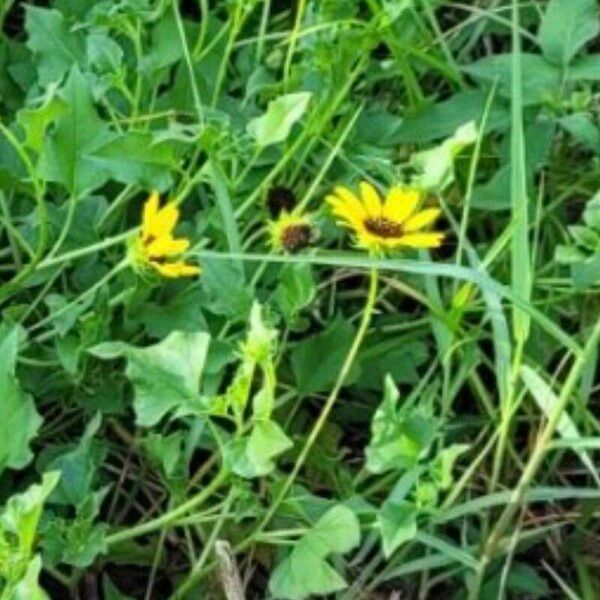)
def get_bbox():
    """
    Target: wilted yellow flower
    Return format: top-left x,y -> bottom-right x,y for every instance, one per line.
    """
327,181 -> 444,253
130,192 -> 200,278
268,211 -> 313,253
